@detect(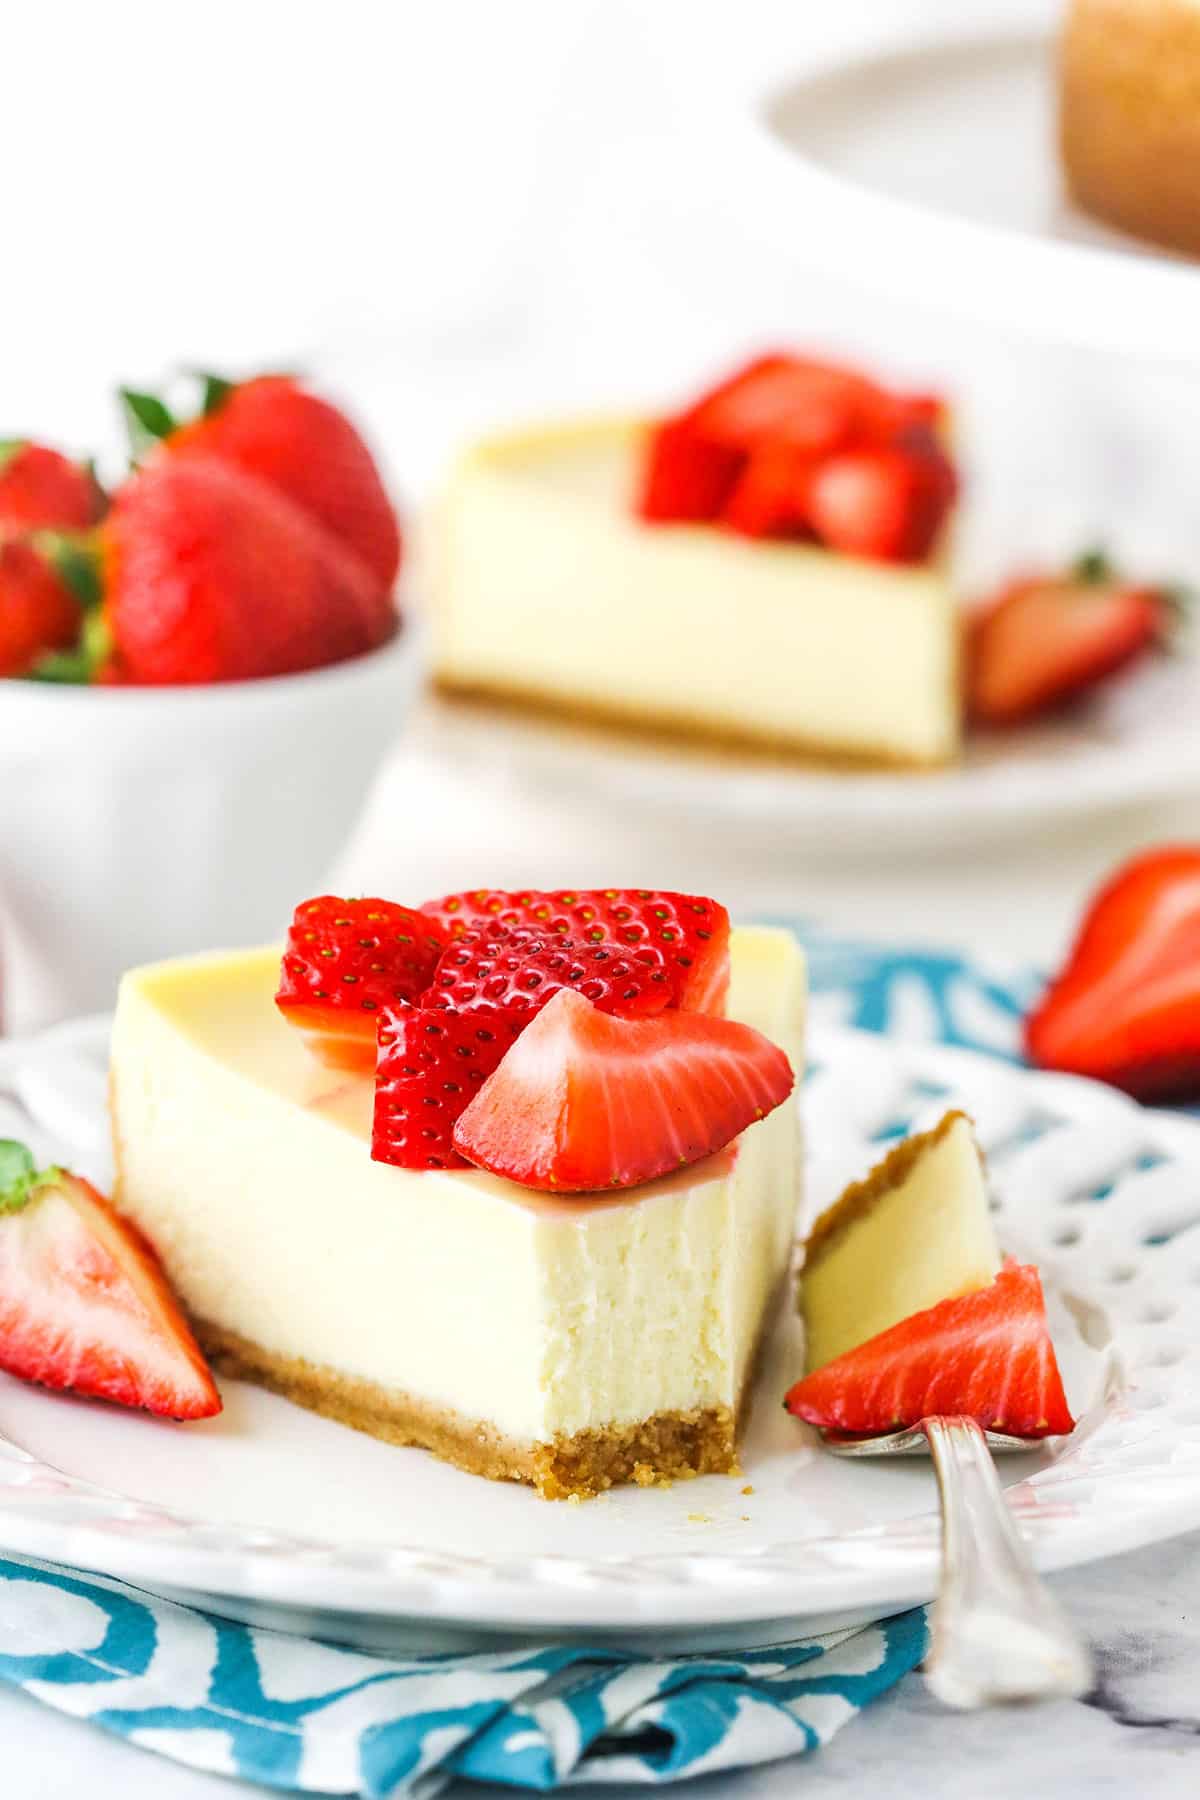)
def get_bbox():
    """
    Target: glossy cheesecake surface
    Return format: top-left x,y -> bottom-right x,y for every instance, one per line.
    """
432,419 -> 961,768
110,926 -> 805,1496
